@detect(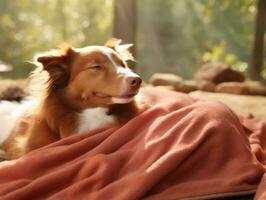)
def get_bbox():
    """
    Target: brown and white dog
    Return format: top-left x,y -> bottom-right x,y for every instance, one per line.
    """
0,39 -> 143,160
